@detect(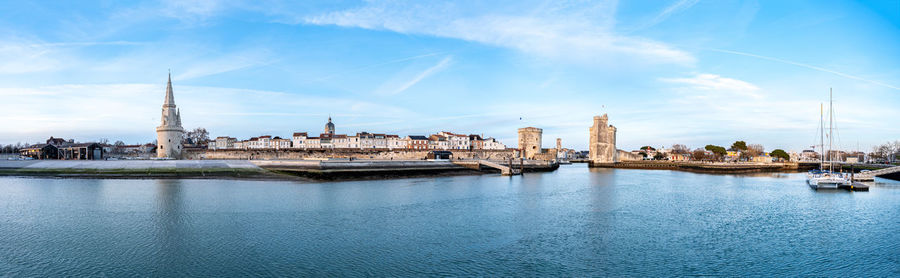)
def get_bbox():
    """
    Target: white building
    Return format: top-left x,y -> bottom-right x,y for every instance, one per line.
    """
333,134 -> 350,148
212,136 -> 236,150
273,137 -> 291,149
428,134 -> 449,150
386,135 -> 404,149
482,137 -> 506,150
438,131 -> 470,150
291,132 -> 308,149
